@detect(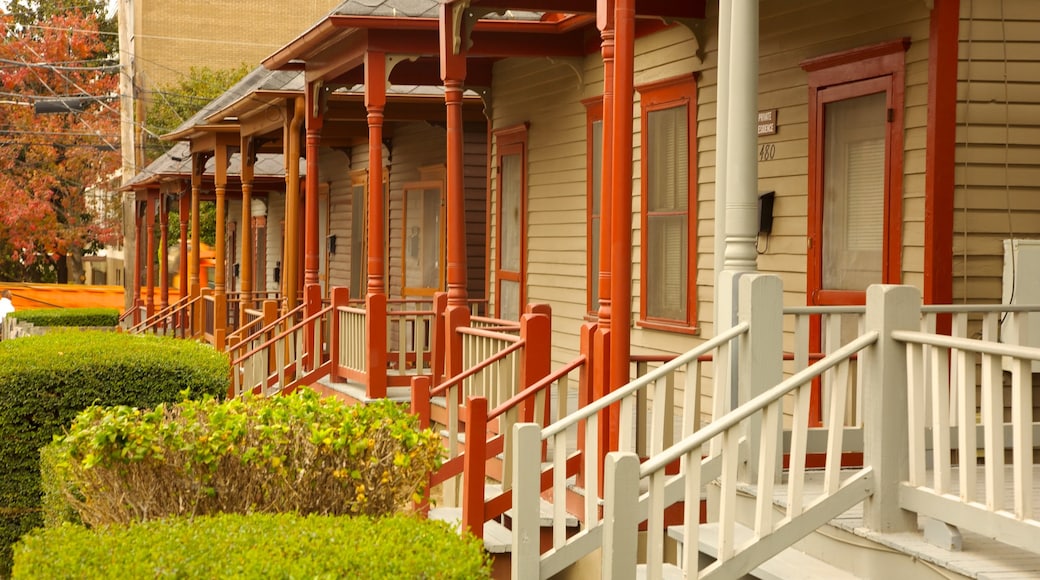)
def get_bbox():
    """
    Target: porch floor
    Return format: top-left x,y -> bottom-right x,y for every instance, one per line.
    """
764,467 -> 1040,579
